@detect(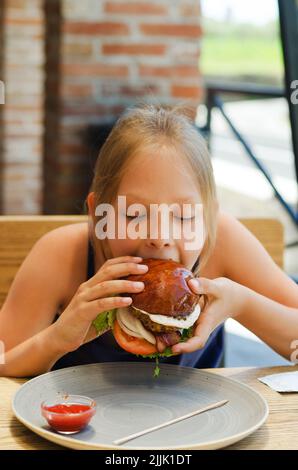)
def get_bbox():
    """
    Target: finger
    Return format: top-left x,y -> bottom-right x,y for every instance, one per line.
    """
188,277 -> 201,294
87,261 -> 149,287
156,336 -> 167,353
189,277 -> 220,297
198,294 -> 207,311
84,279 -> 145,301
78,296 -> 133,322
84,324 -> 103,343
172,312 -> 214,354
104,255 -> 143,266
